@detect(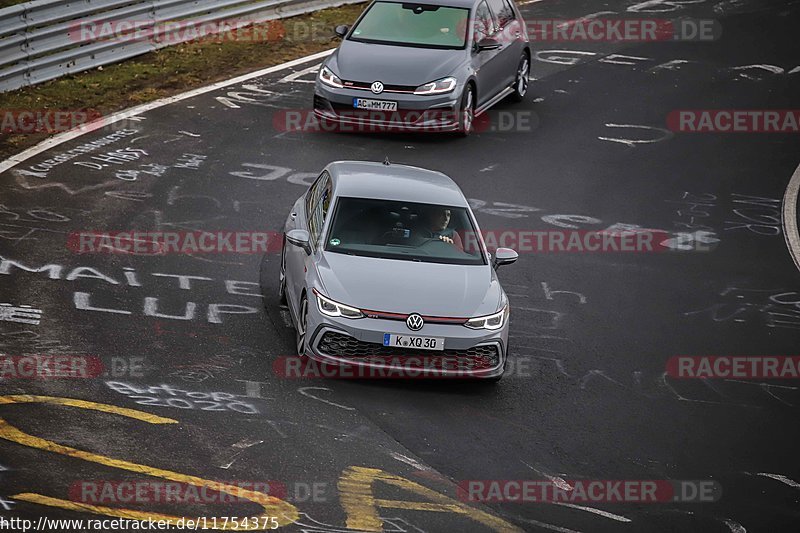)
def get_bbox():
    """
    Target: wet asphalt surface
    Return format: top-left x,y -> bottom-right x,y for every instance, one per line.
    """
1,0 -> 800,531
